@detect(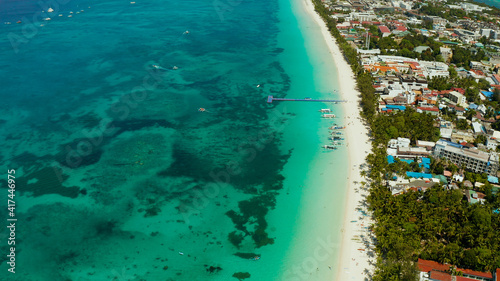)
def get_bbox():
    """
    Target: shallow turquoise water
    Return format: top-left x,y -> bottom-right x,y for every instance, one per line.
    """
0,0 -> 346,280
